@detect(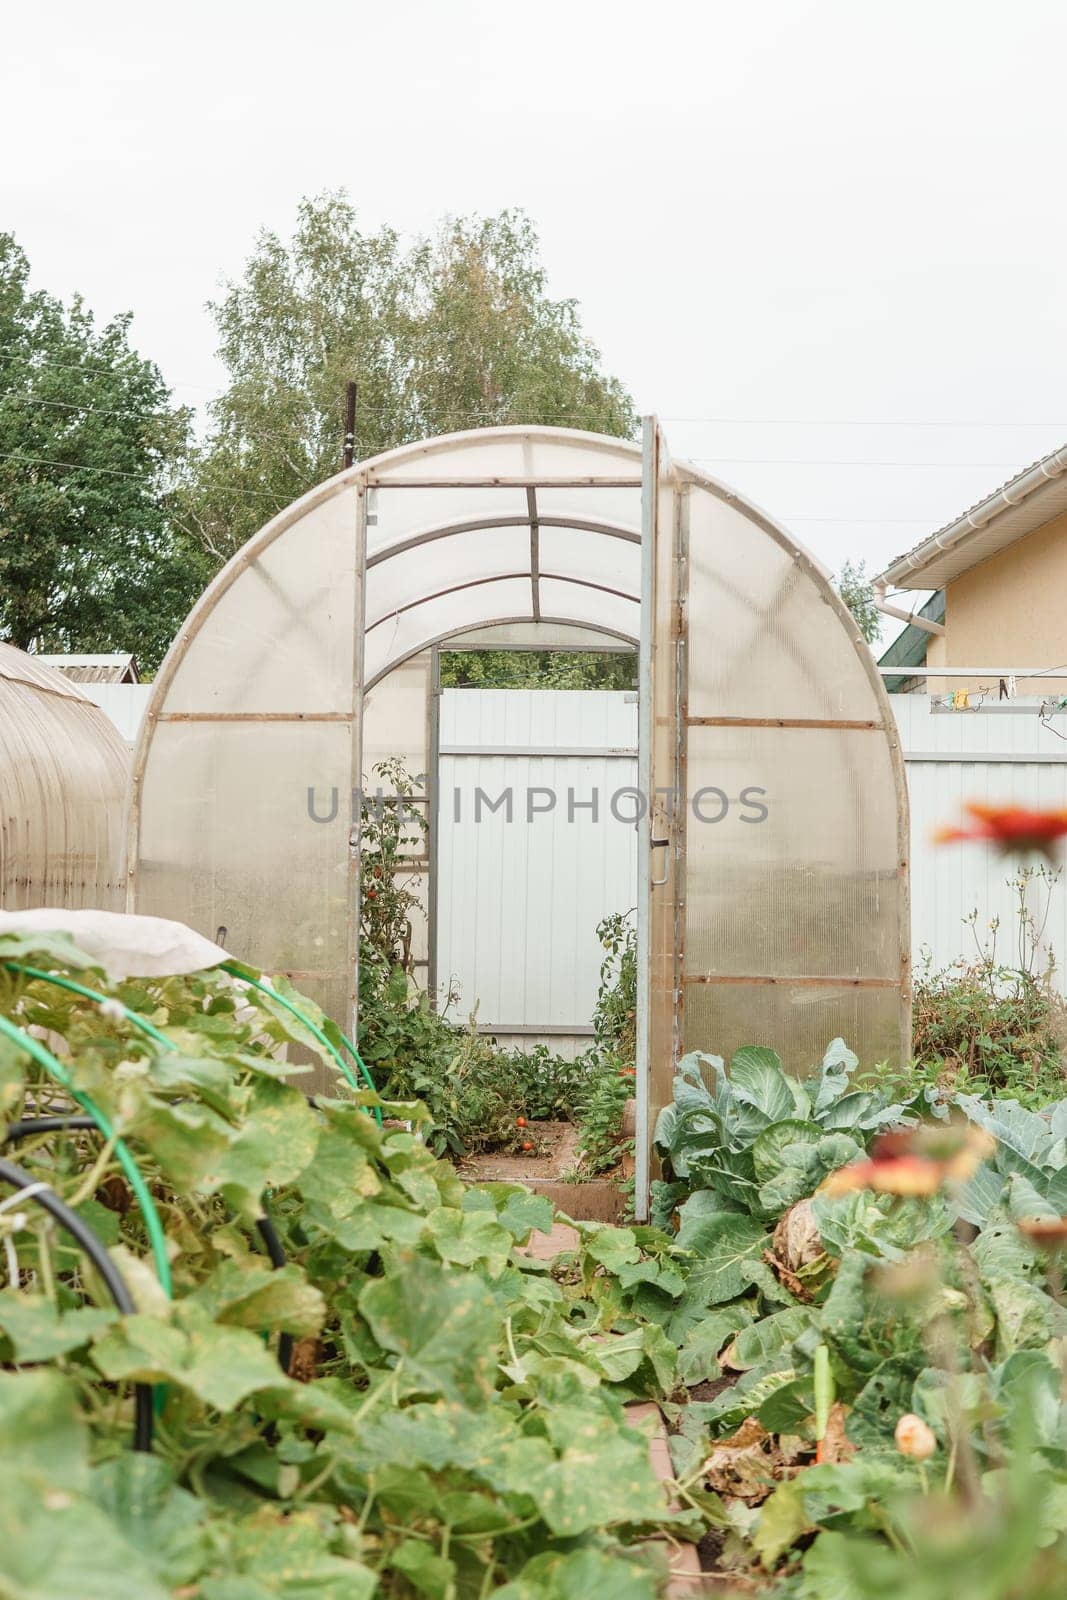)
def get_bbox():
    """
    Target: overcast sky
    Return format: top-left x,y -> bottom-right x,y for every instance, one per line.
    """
4,0 -> 1066,615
